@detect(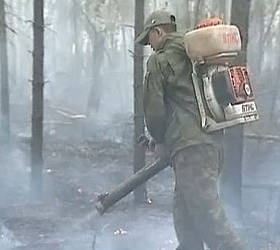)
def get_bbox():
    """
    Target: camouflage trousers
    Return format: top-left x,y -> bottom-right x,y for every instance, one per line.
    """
171,144 -> 244,250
